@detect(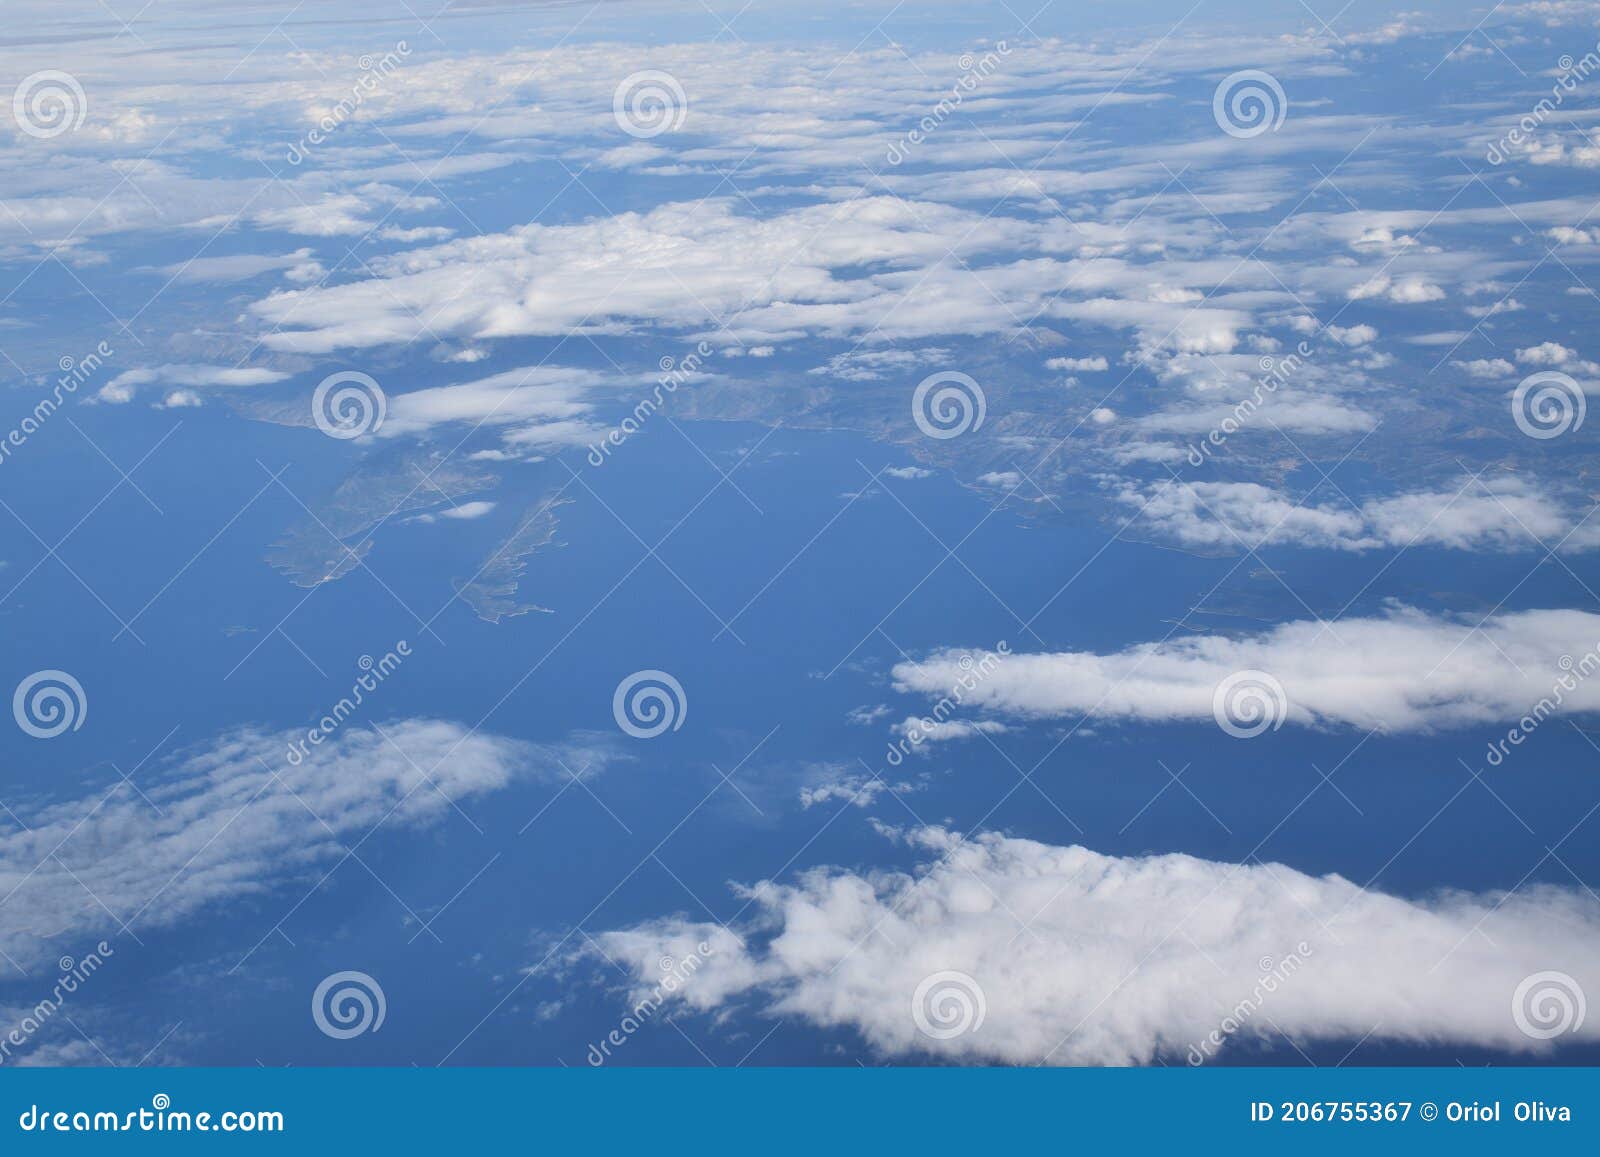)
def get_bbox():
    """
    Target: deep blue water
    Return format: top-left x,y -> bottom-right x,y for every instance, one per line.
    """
4,393 -> 1597,1065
